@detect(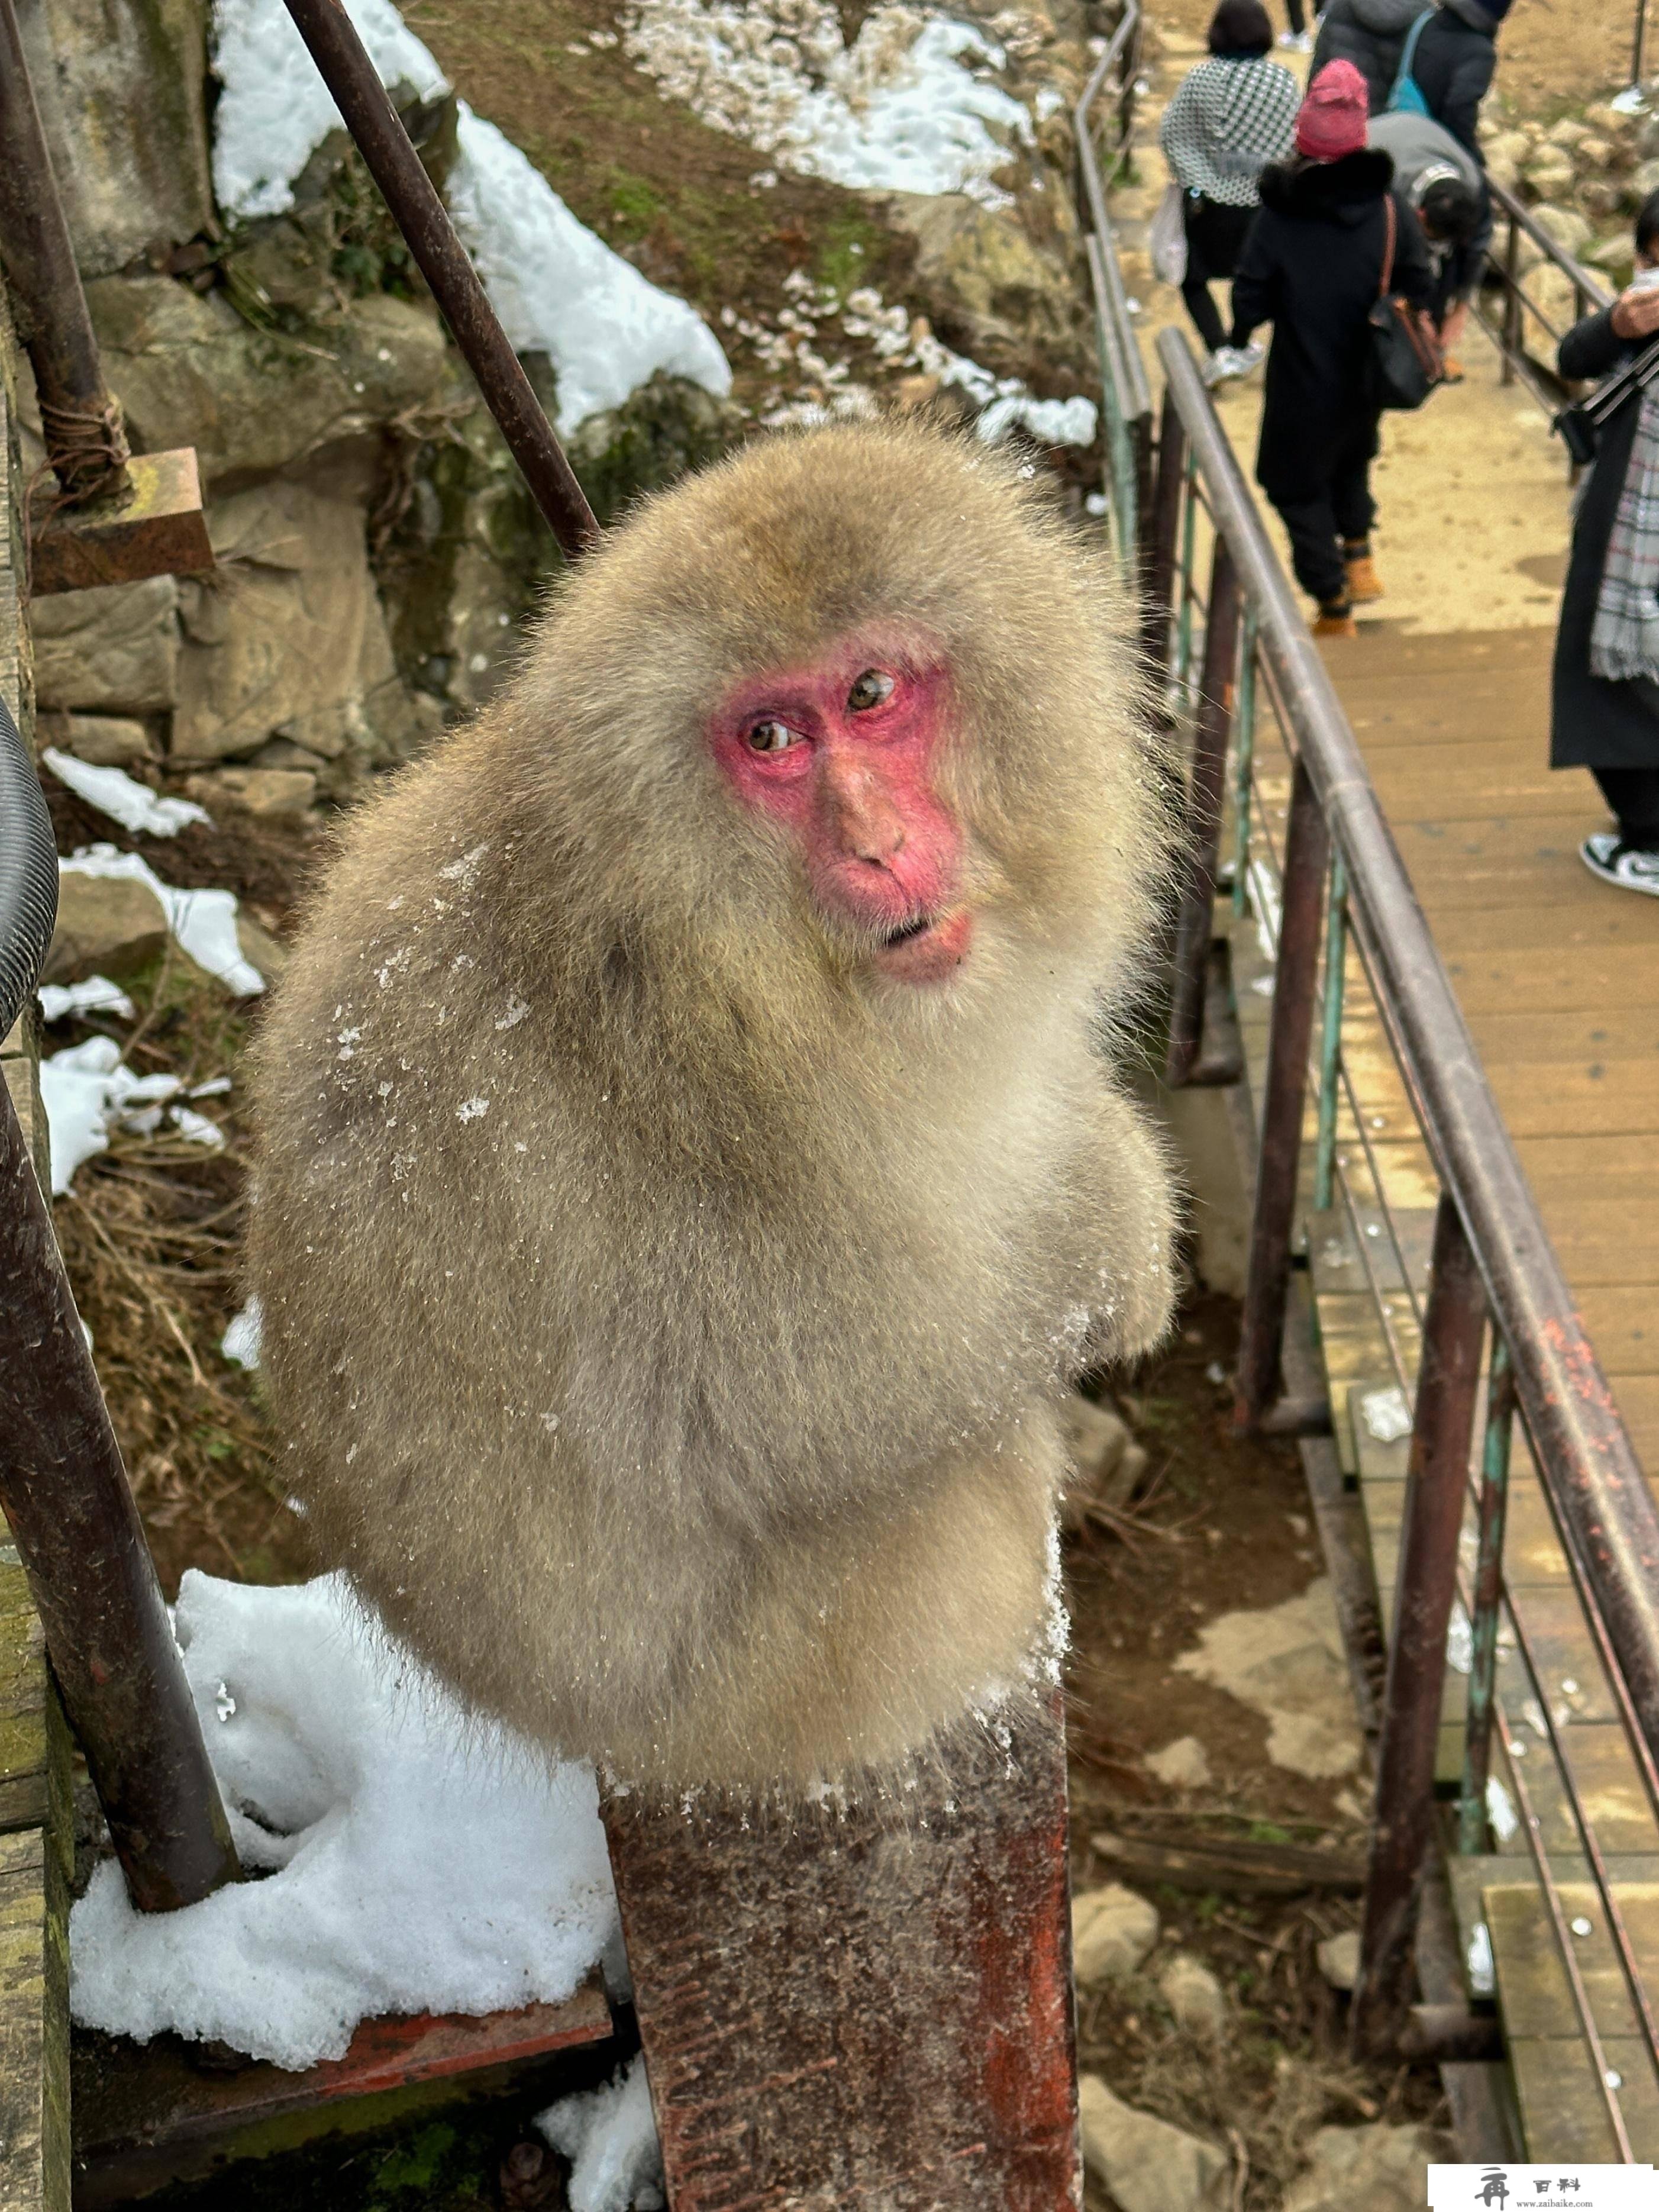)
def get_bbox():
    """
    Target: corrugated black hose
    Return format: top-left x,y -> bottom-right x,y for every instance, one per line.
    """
0,690 -> 56,1039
